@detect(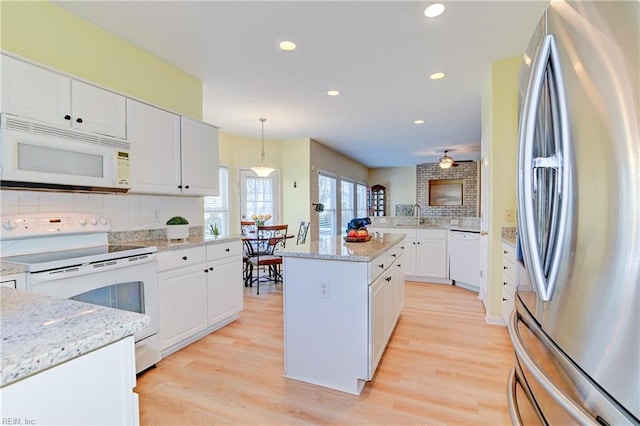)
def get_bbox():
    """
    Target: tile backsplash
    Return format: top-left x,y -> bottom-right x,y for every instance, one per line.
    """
416,162 -> 478,217
0,190 -> 203,232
